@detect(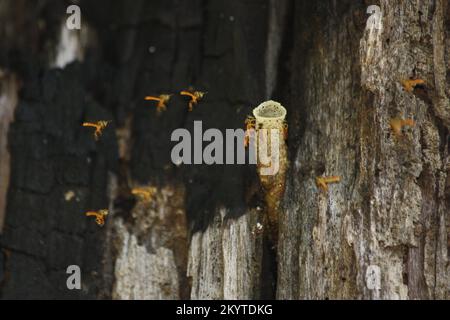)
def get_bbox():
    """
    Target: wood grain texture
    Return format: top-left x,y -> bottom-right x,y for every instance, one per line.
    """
0,0 -> 448,300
